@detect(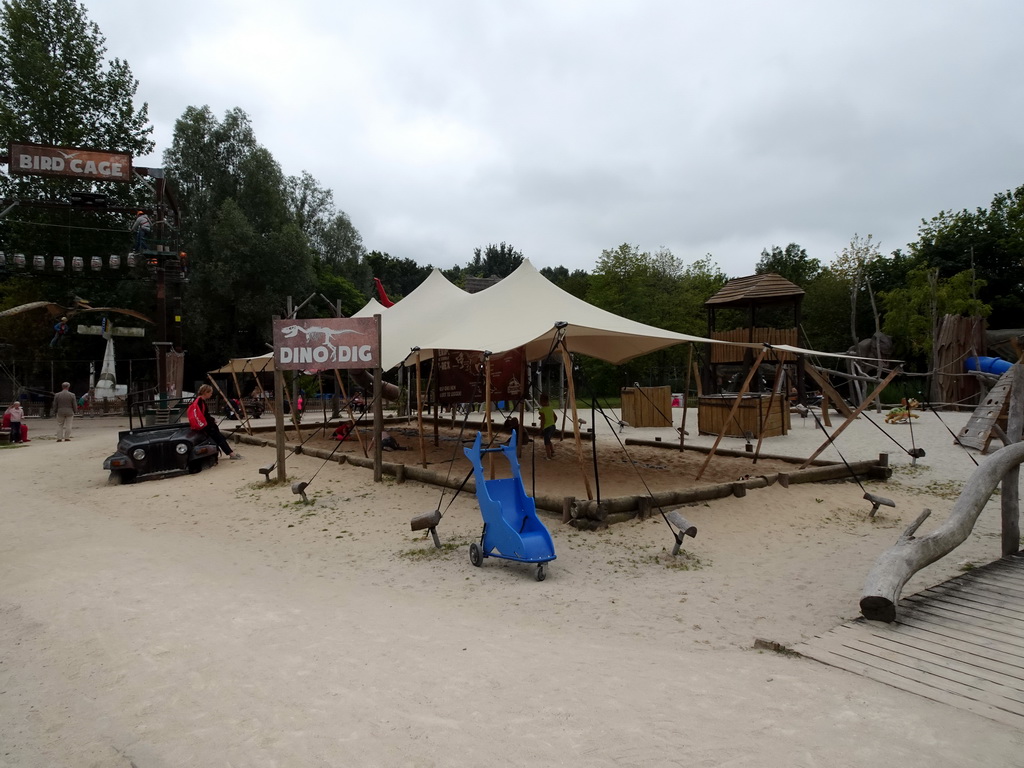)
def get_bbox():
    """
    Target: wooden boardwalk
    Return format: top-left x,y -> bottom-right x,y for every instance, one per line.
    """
796,552 -> 1024,728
